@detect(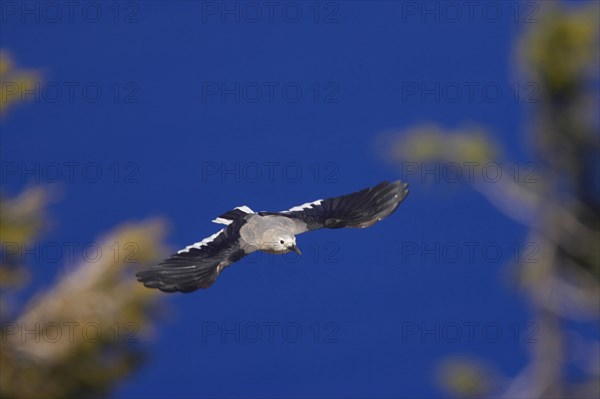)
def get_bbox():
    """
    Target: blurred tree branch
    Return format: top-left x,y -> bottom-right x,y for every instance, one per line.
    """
0,187 -> 48,292
1,215 -> 168,398
380,2 -> 599,398
0,186 -> 169,398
